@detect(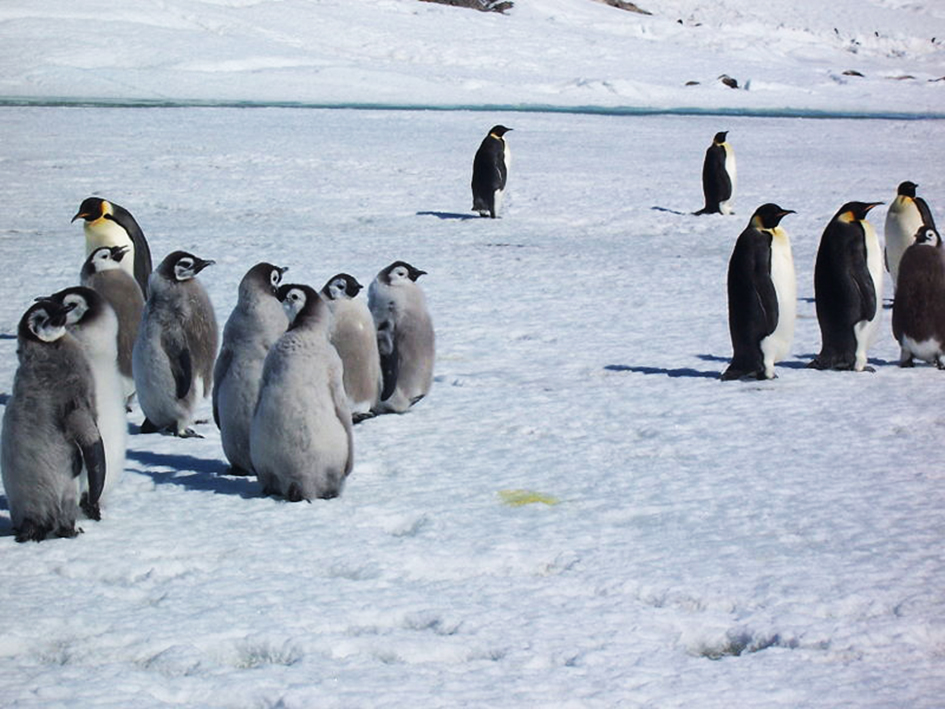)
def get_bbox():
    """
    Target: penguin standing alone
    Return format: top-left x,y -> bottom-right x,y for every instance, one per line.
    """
72,197 -> 153,298
43,287 -> 127,507
884,181 -> 938,290
892,226 -> 945,367
213,262 -> 289,474
133,251 -> 218,436
695,131 -> 736,215
368,261 -> 435,414
721,204 -> 796,381
809,201 -> 884,372
250,284 -> 353,501
1,300 -> 106,541
321,273 -> 383,421
81,245 -> 145,404
471,125 -> 512,218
